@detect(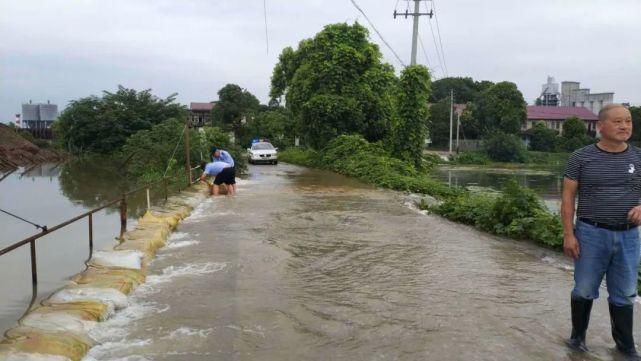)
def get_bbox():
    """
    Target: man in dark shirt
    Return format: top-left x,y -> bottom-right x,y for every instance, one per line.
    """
561,104 -> 641,358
